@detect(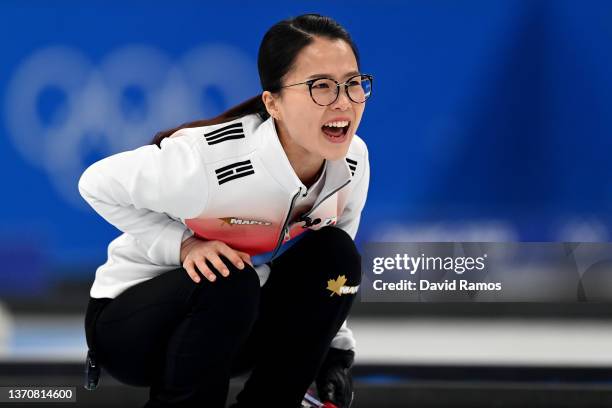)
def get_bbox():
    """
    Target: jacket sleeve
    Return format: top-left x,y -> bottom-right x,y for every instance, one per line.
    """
330,319 -> 357,351
78,131 -> 208,266
335,144 -> 370,240
331,145 -> 370,352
